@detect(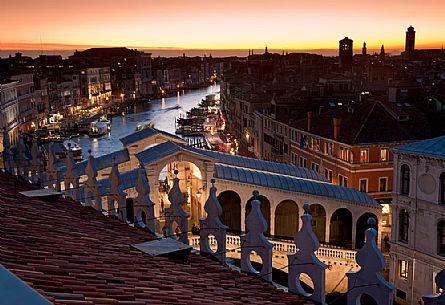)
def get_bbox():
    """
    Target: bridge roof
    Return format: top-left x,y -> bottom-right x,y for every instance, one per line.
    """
392,135 -> 445,160
136,141 -> 327,182
214,164 -> 377,206
120,127 -> 185,146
